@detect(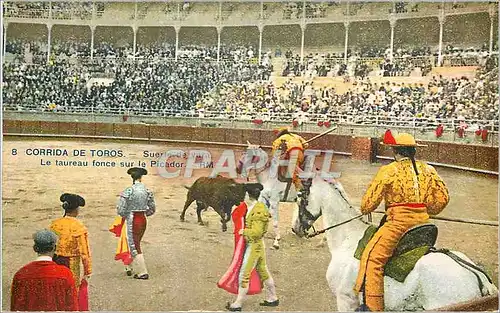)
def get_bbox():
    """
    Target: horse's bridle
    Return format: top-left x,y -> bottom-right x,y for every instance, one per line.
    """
296,181 -> 368,238
296,178 -> 321,233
